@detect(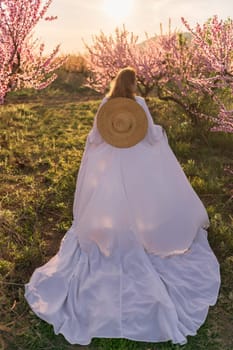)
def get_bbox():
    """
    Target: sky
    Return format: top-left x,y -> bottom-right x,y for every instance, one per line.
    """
35,0 -> 233,54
